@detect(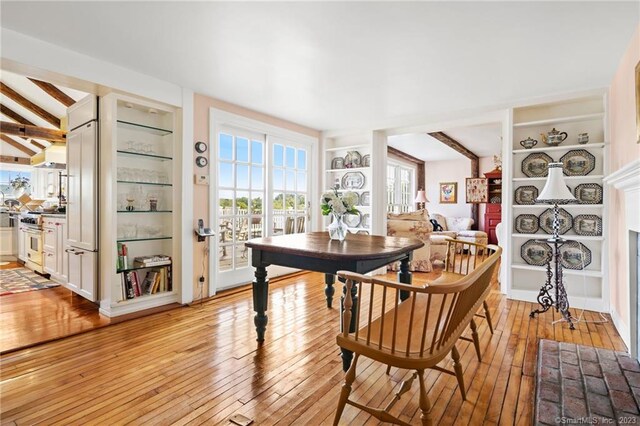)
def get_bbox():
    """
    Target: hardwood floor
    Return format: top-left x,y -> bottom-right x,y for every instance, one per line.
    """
0,268 -> 626,425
